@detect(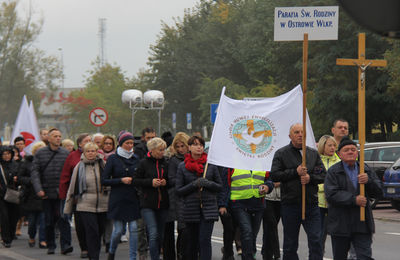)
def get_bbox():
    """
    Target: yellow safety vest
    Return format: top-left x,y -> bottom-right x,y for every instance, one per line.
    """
230,169 -> 265,200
